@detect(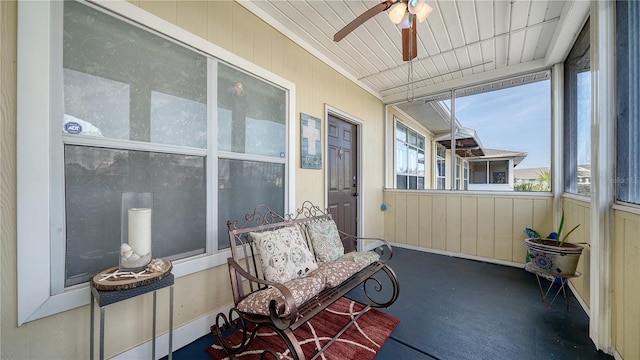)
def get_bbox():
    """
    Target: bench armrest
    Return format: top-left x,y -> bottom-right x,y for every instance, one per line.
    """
227,258 -> 298,326
337,231 -> 394,263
